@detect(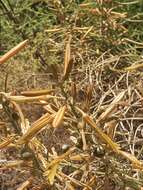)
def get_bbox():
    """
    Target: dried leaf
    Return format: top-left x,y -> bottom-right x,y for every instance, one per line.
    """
58,172 -> 92,189
44,163 -> 59,185
104,120 -> 117,139
36,153 -> 48,169
0,40 -> 28,65
124,63 -> 143,71
45,28 -> 62,33
44,148 -> 75,184
84,114 -> 120,152
81,26 -> 93,41
110,63 -> 143,72
47,147 -> 75,170
96,91 -> 125,124
43,104 -> 57,114
52,106 -> 66,128
30,138 -> 48,156
11,101 -> 27,133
